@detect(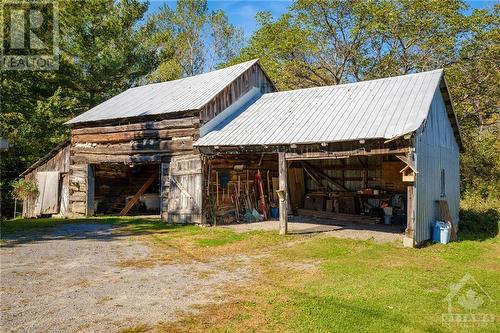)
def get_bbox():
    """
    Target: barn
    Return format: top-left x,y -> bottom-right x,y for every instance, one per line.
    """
21,59 -> 275,221
195,68 -> 462,247
21,59 -> 461,247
